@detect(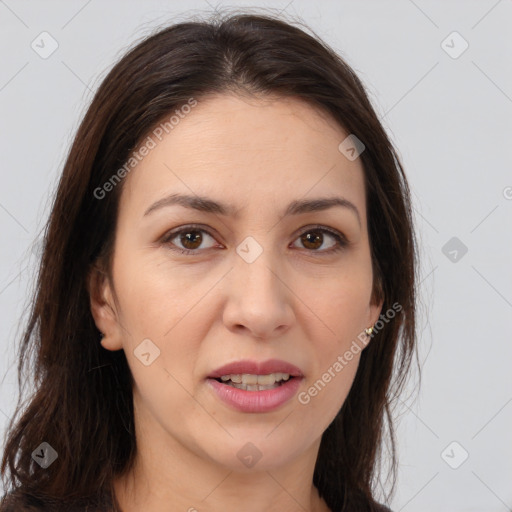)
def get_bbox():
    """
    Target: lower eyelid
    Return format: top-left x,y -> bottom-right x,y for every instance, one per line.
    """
164,228 -> 218,250
163,226 -> 347,253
